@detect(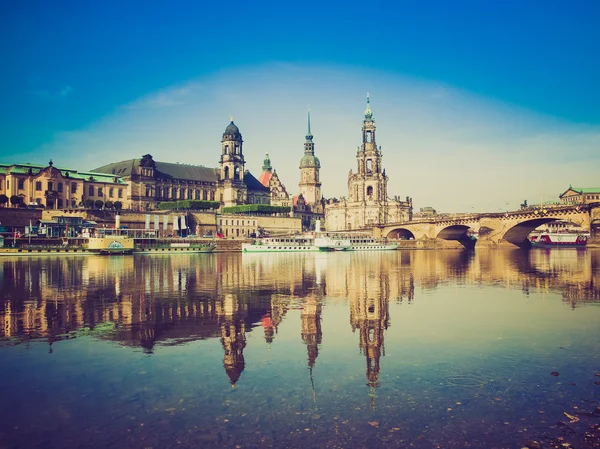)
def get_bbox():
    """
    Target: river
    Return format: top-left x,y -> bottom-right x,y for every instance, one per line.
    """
1,249 -> 599,448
